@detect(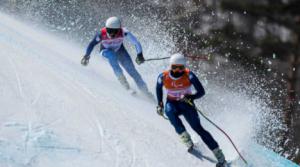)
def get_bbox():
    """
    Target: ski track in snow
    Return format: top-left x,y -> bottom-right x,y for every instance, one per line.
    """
6,47 -> 38,165
7,56 -> 24,99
